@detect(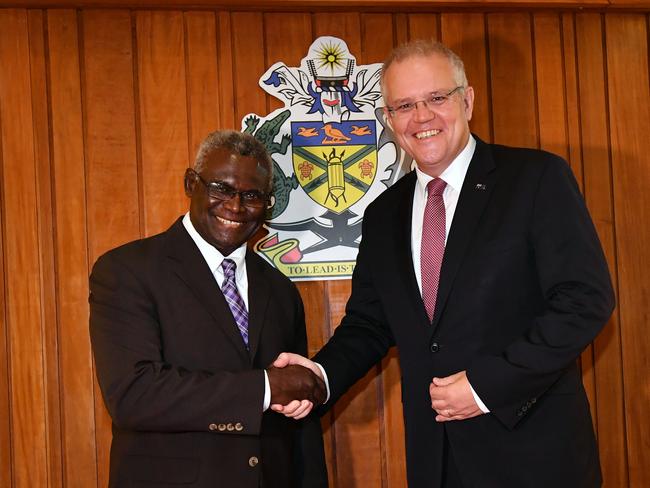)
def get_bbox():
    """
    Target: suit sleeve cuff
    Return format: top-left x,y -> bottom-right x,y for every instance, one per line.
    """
263,370 -> 270,411
315,363 -> 330,404
470,381 -> 490,413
